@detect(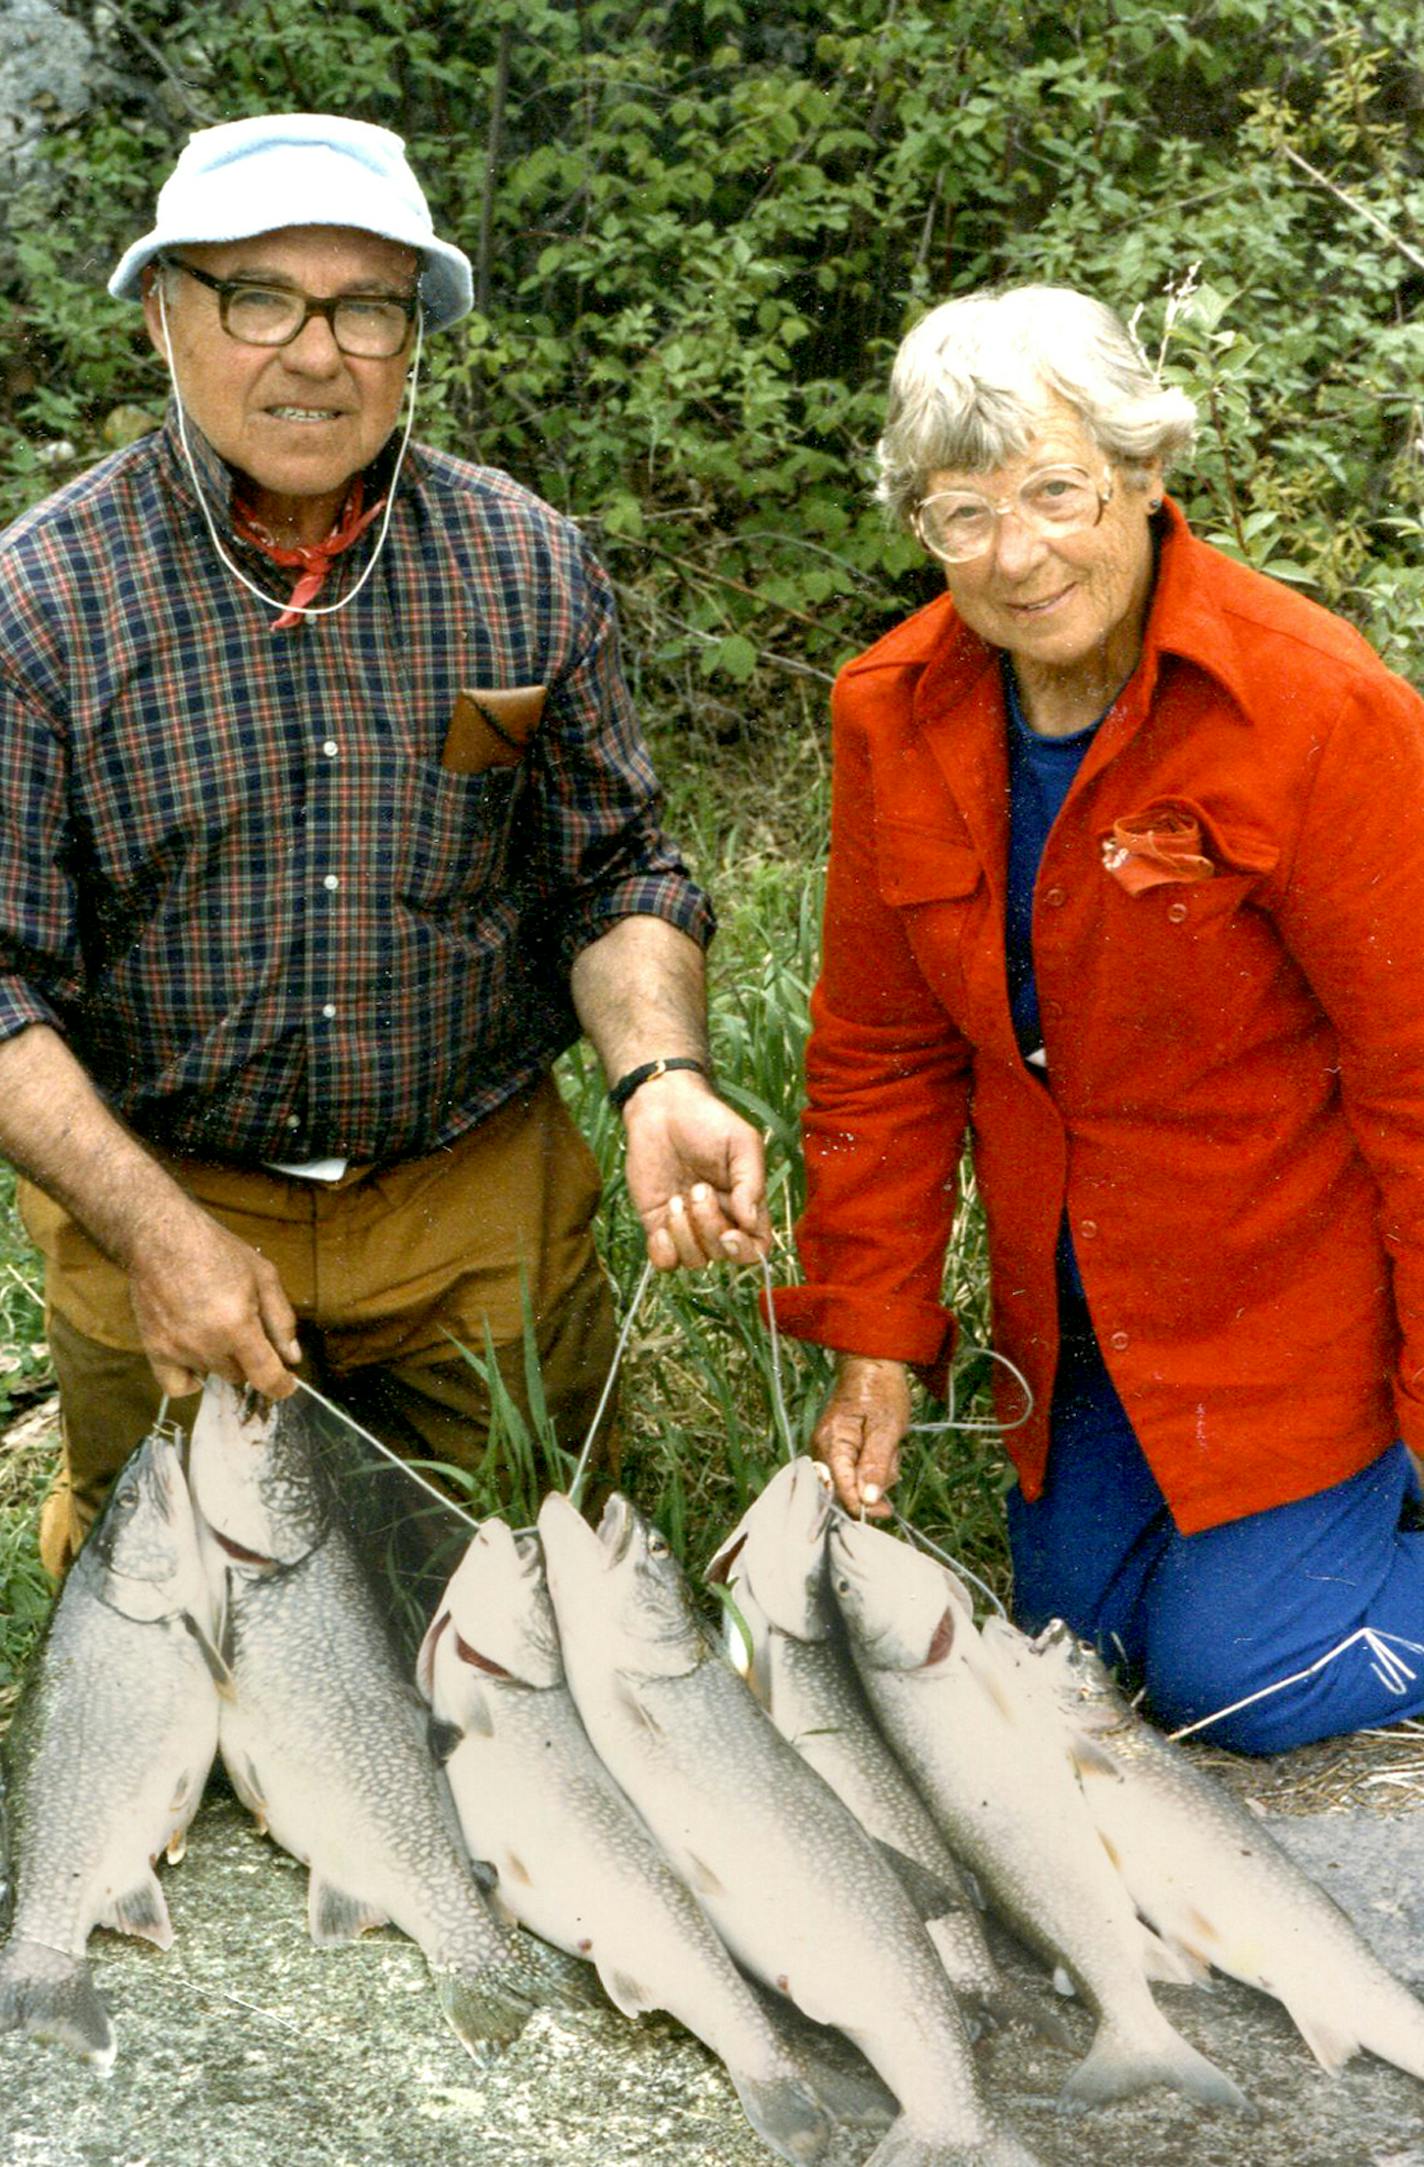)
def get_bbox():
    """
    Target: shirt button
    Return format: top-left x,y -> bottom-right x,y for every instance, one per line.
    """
1079,1219 -> 1098,1240
1167,900 -> 1189,923
323,874 -> 340,891
1109,1330 -> 1130,1352
1043,886 -> 1066,908
286,1114 -> 301,1130
321,1002 -> 337,1019
1043,997 -> 1063,1021
322,739 -> 339,758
